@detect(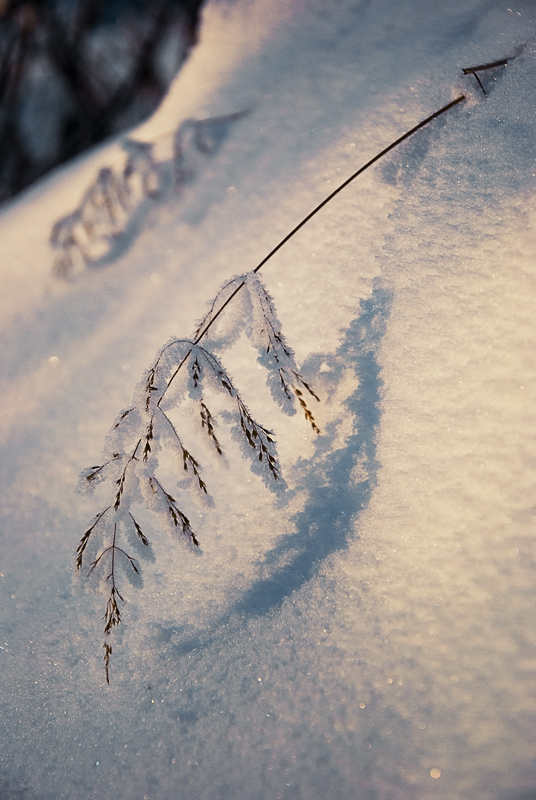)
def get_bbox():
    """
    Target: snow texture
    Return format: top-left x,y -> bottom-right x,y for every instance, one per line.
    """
1,0 -> 536,798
